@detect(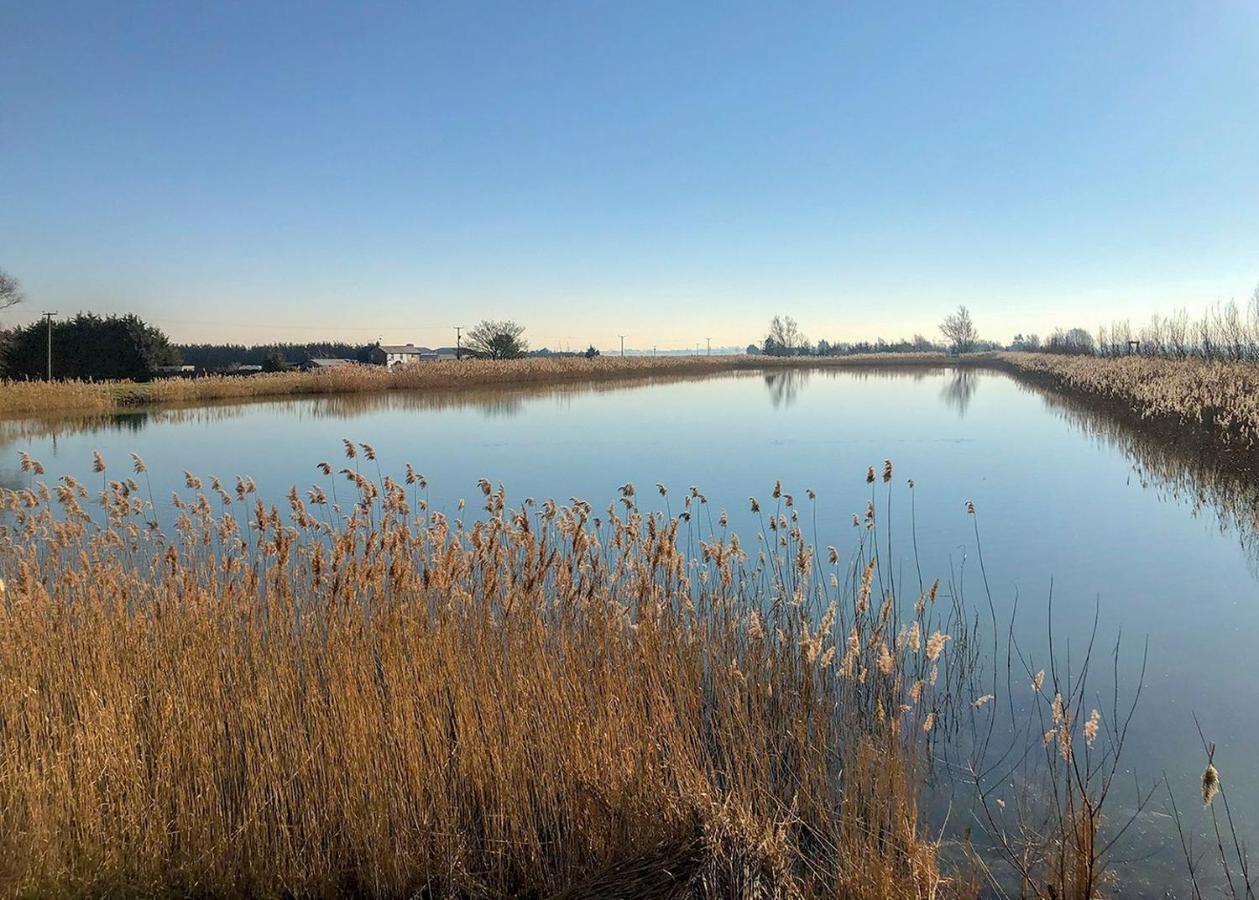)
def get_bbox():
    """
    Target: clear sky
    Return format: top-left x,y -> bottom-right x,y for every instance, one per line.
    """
2,1 -> 1257,351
